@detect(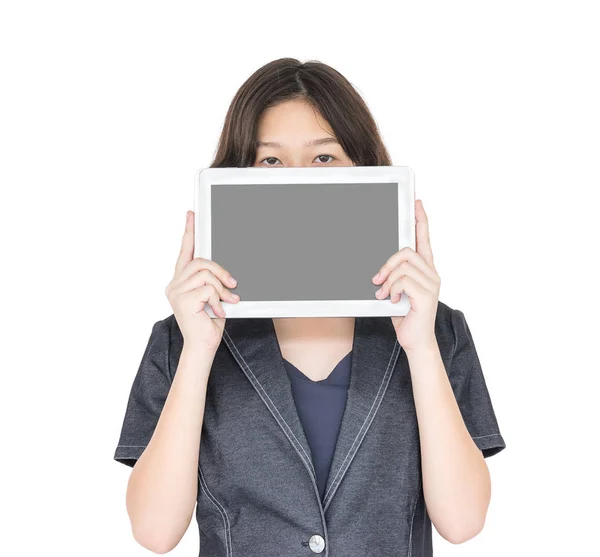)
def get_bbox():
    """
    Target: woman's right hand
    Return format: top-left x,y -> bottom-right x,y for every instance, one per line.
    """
165,210 -> 240,351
